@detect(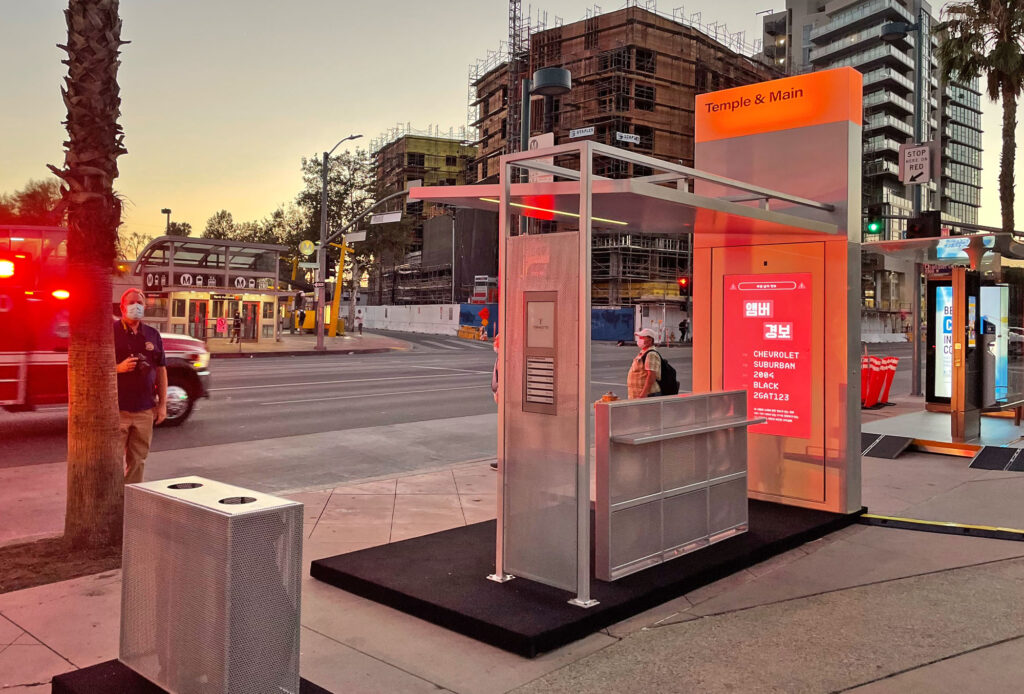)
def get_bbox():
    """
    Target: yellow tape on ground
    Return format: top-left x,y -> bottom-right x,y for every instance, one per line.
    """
862,513 -> 1024,536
